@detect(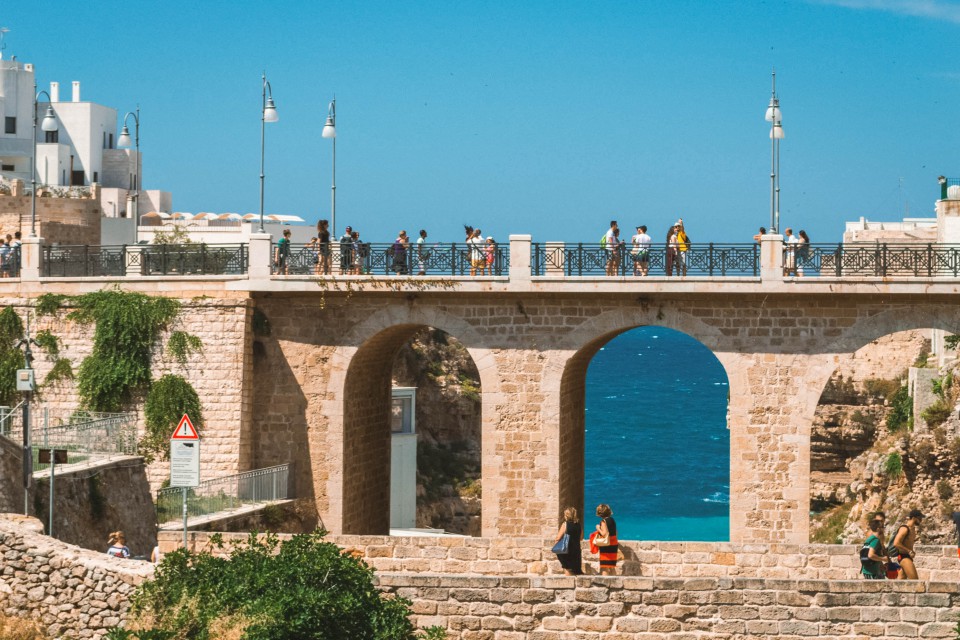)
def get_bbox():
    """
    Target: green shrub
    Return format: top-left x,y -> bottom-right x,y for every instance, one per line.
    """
886,386 -> 913,432
921,400 -> 952,428
863,378 -> 899,400
166,331 -> 203,366
883,453 -> 903,479
142,374 -> 203,462
944,335 -> 960,350
122,531 -> 438,640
